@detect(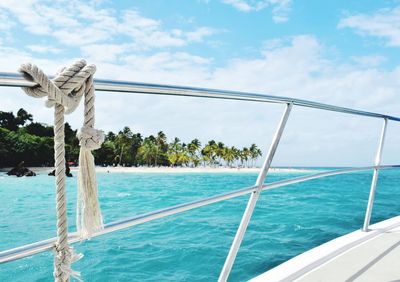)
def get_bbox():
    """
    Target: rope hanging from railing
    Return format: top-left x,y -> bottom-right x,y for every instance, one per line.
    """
18,59 -> 104,281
